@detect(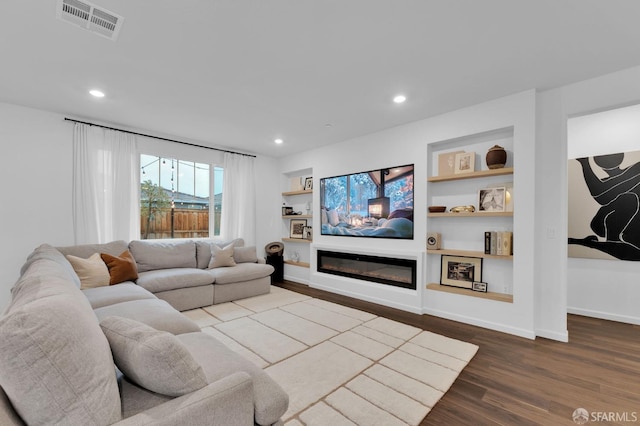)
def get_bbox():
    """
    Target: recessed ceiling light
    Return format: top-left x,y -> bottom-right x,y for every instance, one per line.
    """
89,89 -> 105,98
274,138 -> 283,144
393,95 -> 406,104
